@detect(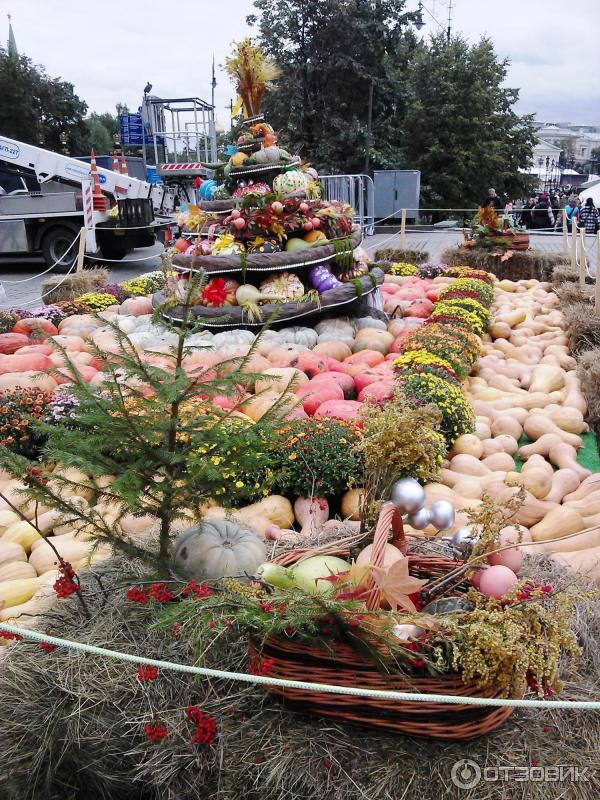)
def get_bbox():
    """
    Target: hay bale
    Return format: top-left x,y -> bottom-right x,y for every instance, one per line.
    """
373,248 -> 429,265
0,555 -> 599,800
555,282 -> 594,308
551,263 -> 593,286
564,303 -> 600,355
578,349 -> 600,424
41,268 -> 109,304
439,246 -> 569,282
